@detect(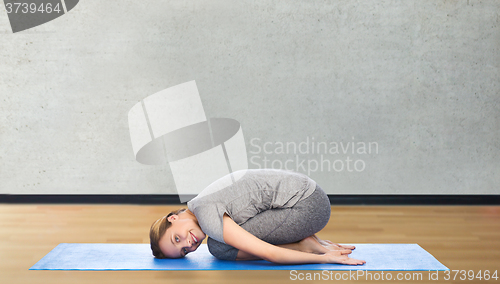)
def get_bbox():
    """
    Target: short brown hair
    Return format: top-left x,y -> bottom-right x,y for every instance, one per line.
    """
149,208 -> 187,258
